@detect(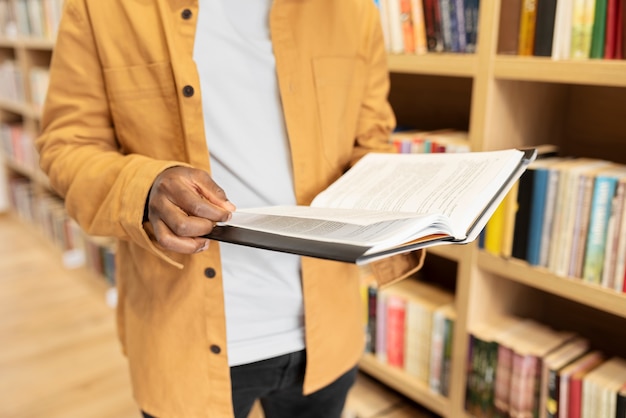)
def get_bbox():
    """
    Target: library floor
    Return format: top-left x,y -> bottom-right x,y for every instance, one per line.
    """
0,214 -> 435,418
